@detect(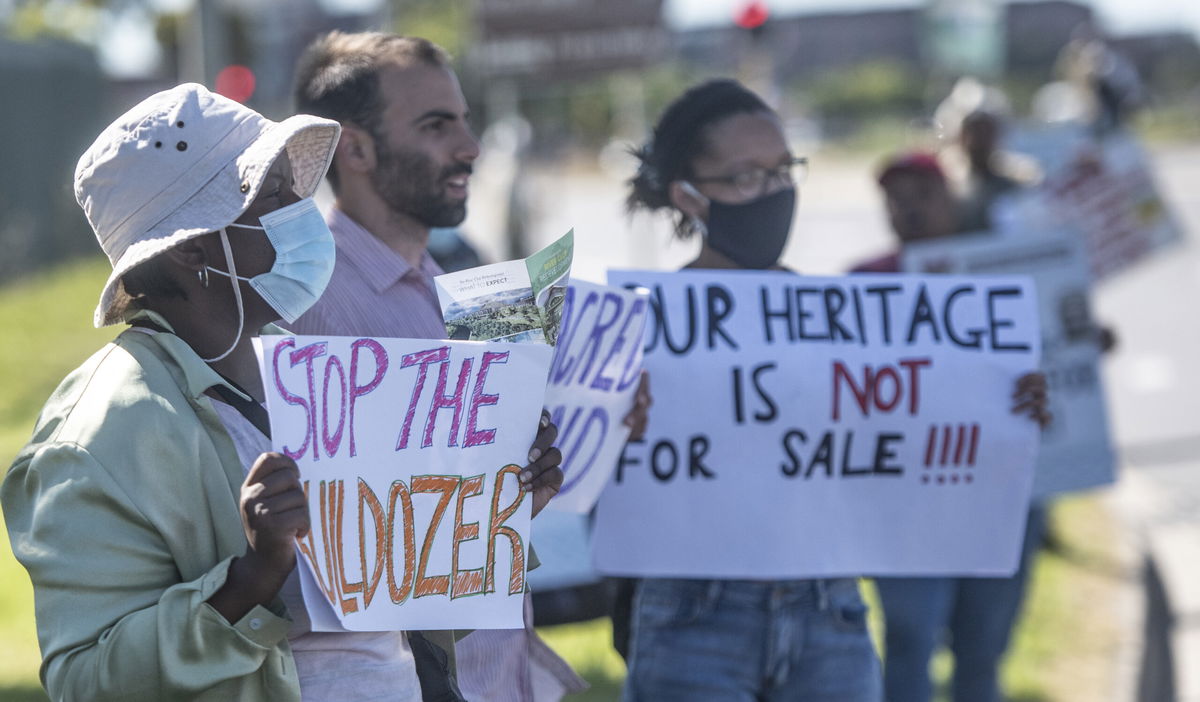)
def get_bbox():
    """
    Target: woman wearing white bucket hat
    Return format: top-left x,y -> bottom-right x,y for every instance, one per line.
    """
2,84 -> 565,702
